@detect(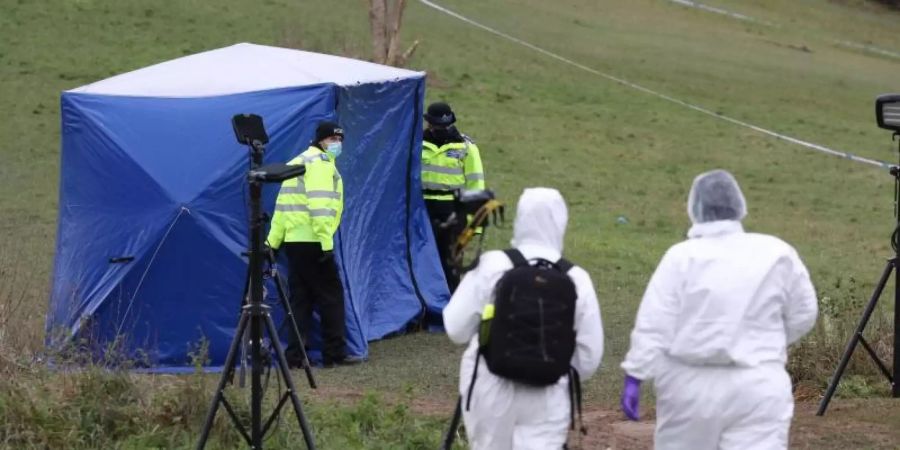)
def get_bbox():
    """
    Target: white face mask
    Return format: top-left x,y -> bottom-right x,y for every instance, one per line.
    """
325,142 -> 342,159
